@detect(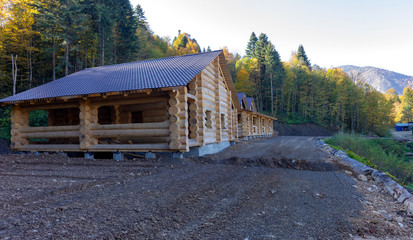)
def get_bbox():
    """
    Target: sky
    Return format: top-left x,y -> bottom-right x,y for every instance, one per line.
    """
130,0 -> 413,76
